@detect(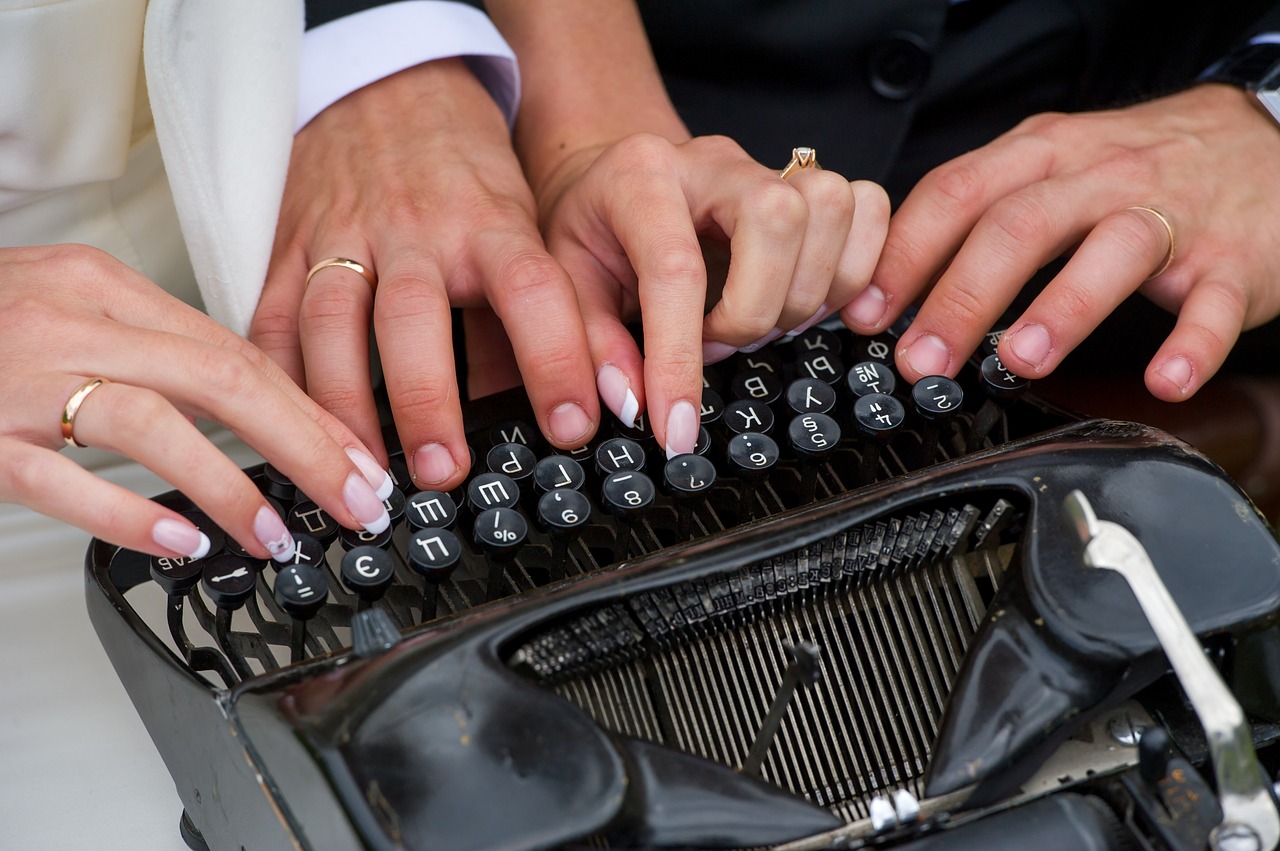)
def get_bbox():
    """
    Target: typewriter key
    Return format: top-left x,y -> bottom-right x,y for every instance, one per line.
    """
699,388 -> 724,427
381,487 -> 406,528
791,325 -> 842,358
596,437 -> 646,476
261,462 -> 295,501
273,564 -> 329,620
910,375 -> 964,468
408,527 -> 463,619
723,399 -> 775,435
277,532 -> 327,571
968,353 -> 1030,450
474,507 -> 527,600
287,500 -> 338,546
853,392 -> 905,484
730,368 -> 783,403
785,377 -> 837,416
727,432 -> 779,519
200,554 -> 259,611
788,413 -> 842,502
533,455 -> 587,494
537,489 -> 592,578
663,453 -> 717,497
340,546 -> 396,607
406,490 -> 457,530
467,472 -> 520,512
489,419 -> 541,452
795,349 -> 844,386
846,359 -> 897,398
150,553 -> 205,597
339,523 -> 393,552
487,442 -> 537,488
